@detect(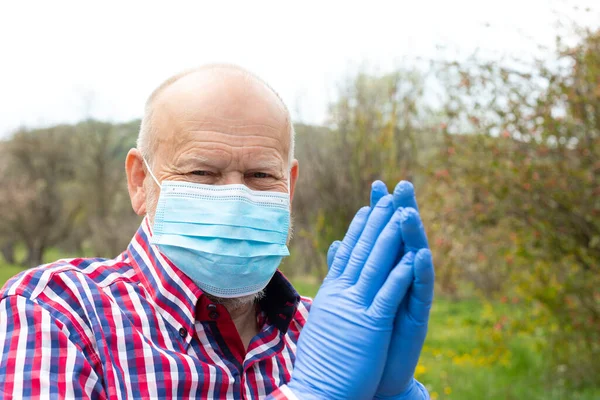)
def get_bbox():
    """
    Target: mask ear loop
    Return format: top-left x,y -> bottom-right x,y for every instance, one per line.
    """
142,156 -> 161,187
